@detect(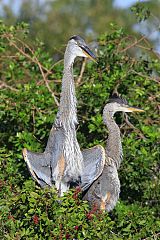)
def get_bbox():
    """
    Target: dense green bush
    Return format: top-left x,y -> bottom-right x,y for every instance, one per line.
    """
0,22 -> 159,239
